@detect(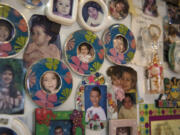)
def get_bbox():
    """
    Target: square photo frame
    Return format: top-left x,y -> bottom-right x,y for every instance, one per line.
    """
35,108 -> 85,135
139,104 -> 180,135
109,119 -> 137,135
